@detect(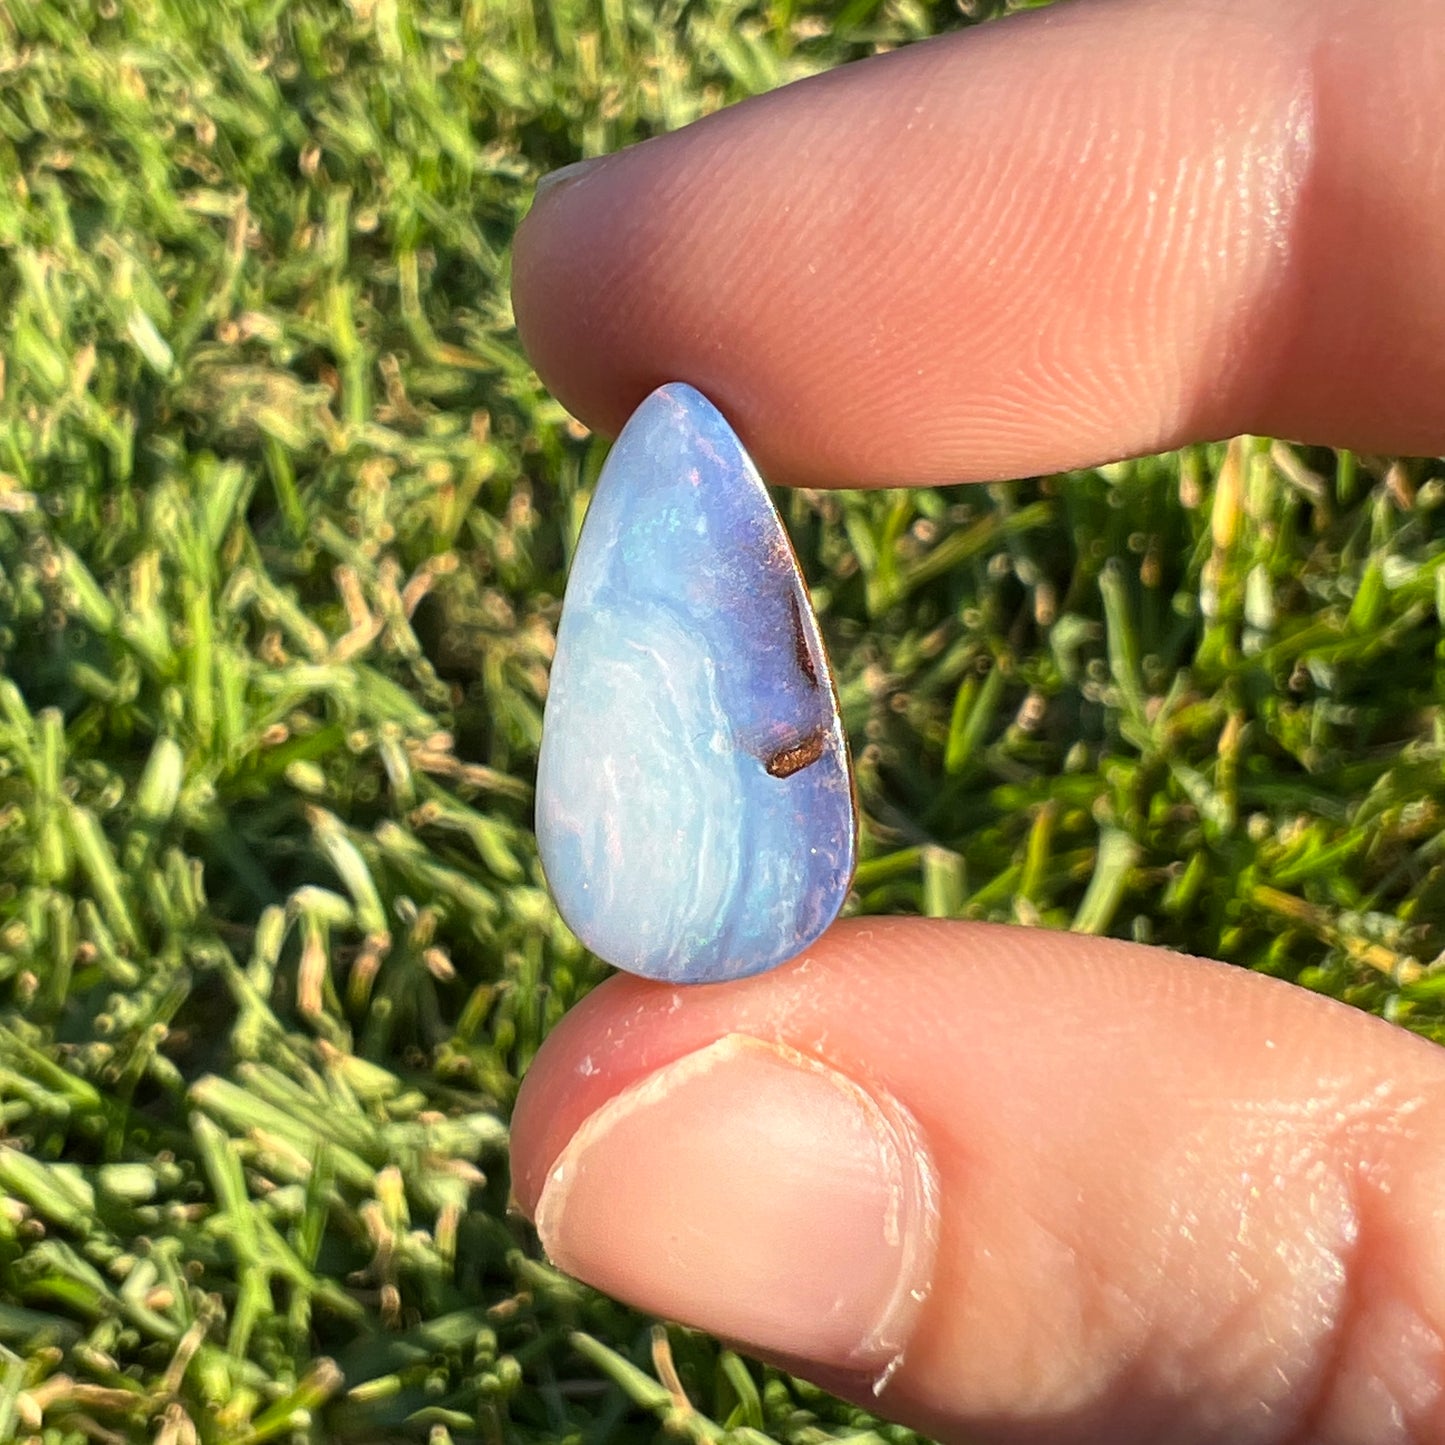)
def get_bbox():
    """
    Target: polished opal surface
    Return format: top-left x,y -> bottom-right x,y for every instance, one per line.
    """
536,383 -> 855,983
